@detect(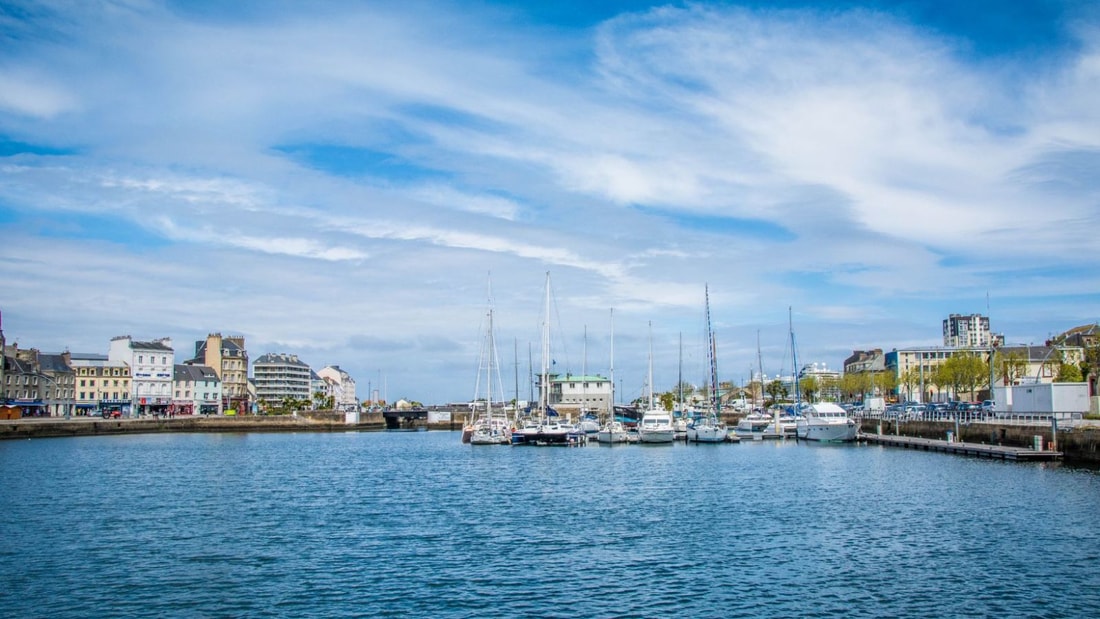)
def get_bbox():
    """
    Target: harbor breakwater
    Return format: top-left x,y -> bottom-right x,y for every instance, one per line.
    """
0,413 -> 387,440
